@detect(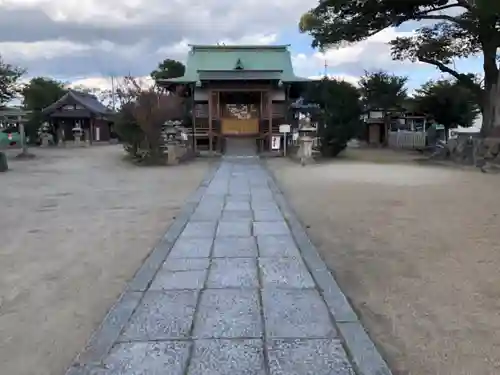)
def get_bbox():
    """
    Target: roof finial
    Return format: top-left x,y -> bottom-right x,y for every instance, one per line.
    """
234,58 -> 244,70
